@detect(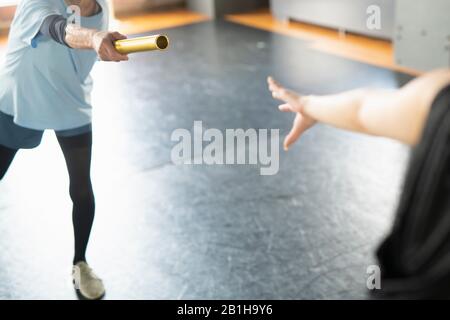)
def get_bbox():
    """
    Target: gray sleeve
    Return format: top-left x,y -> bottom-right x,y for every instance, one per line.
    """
39,14 -> 69,47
